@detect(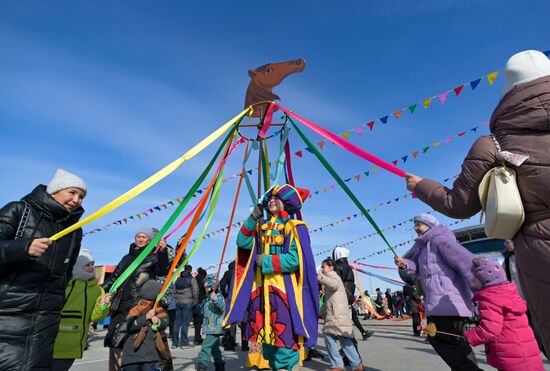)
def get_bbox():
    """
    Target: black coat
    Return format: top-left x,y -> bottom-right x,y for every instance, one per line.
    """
0,185 -> 84,370
103,243 -> 170,347
403,284 -> 420,313
334,258 -> 355,305
219,261 -> 235,299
